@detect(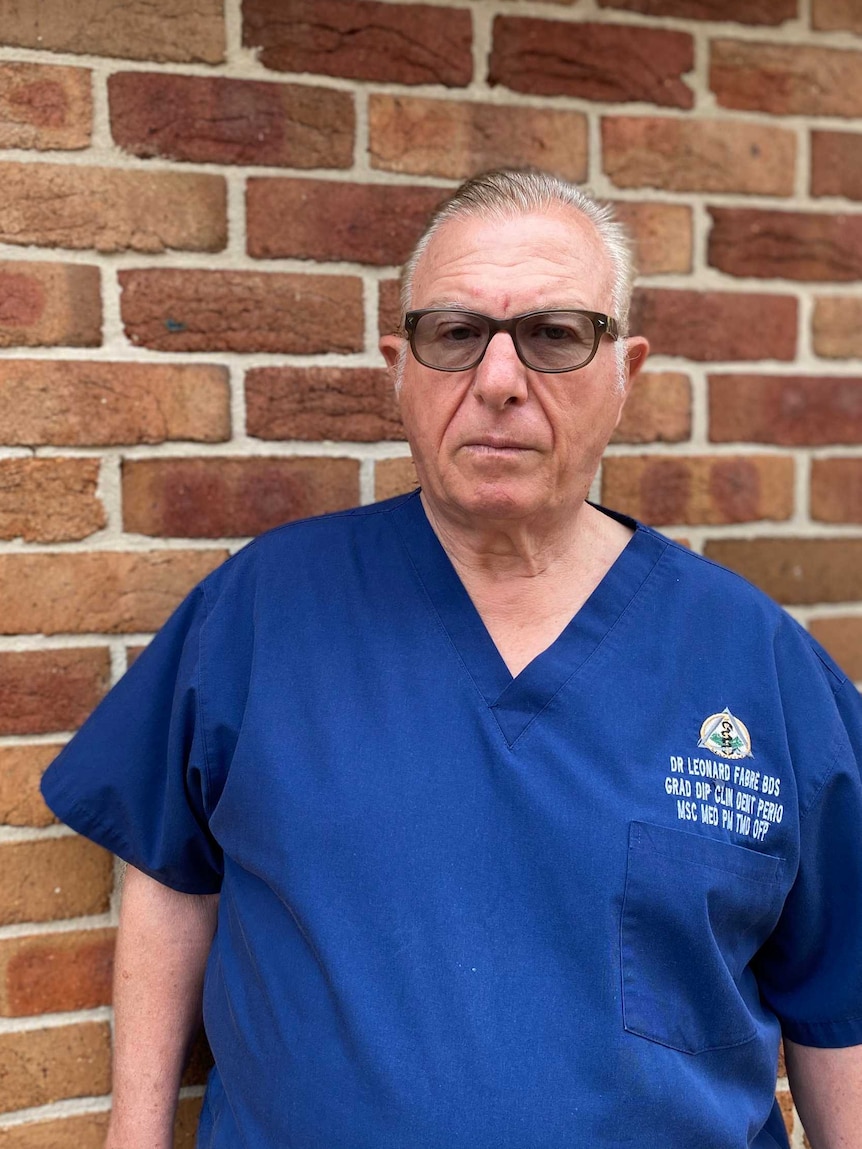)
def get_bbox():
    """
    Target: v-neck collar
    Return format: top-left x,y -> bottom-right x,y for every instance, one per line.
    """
390,490 -> 667,747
